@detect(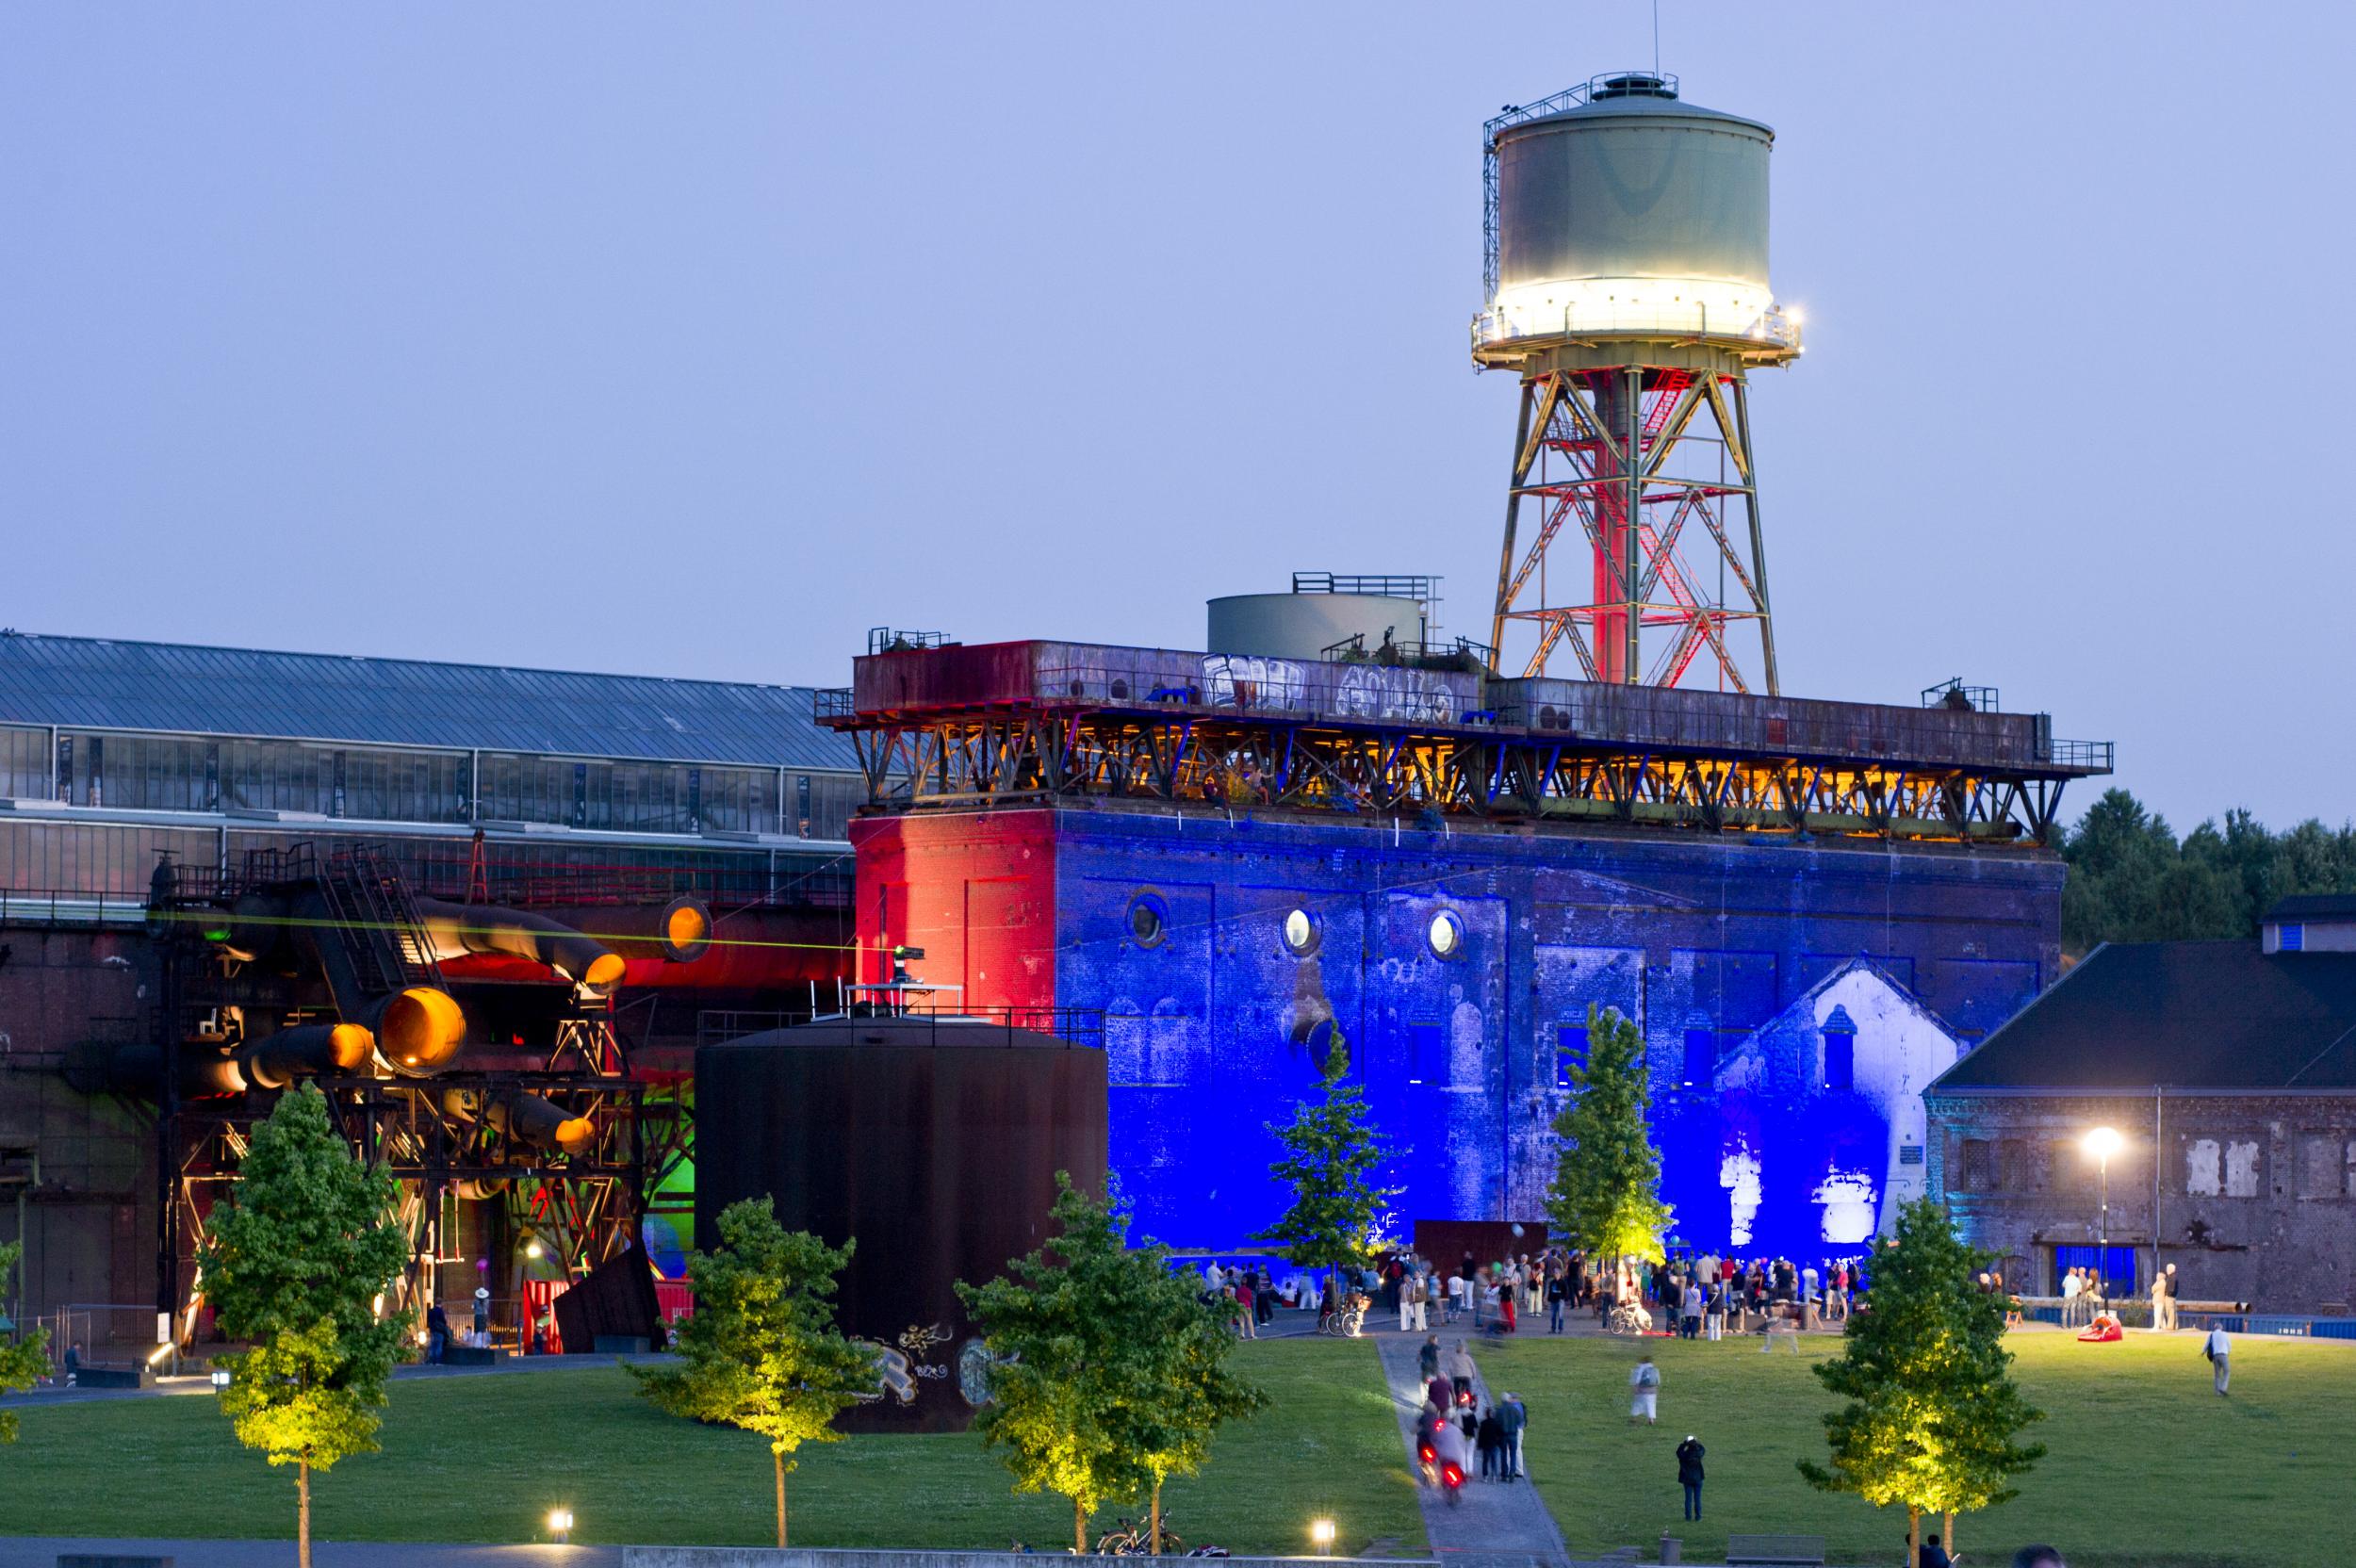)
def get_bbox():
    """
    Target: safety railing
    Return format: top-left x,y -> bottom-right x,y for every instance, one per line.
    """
701,1004 -> 1104,1052
2039,738 -> 2116,773
812,687 -> 857,722
0,889 -> 155,927
1473,302 -> 1801,352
